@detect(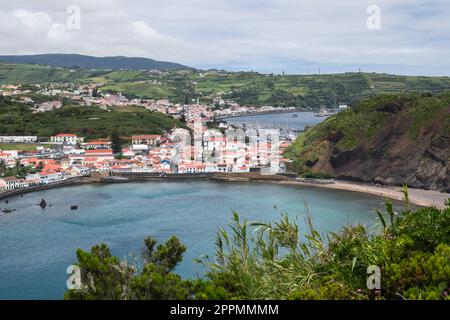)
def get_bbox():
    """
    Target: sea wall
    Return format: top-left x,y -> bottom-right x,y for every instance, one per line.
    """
217,109 -> 303,120
113,172 -> 214,181
0,177 -> 85,200
113,172 -> 293,183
